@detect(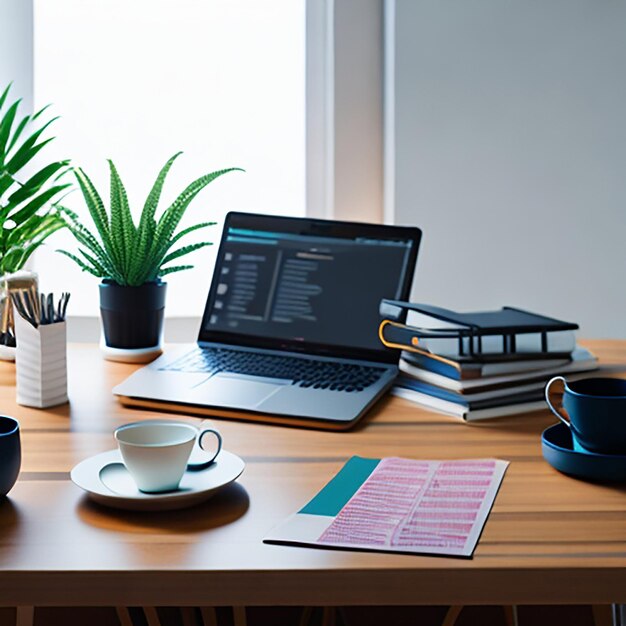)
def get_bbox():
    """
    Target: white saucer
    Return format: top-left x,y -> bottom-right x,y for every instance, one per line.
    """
0,345 -> 15,361
71,449 -> 245,511
99,339 -> 162,364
